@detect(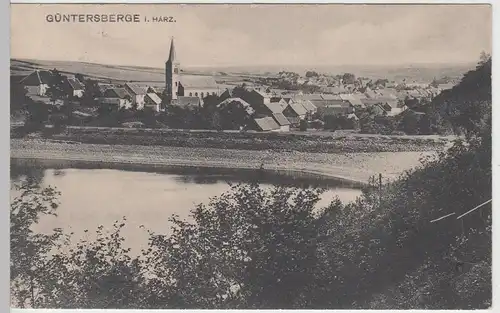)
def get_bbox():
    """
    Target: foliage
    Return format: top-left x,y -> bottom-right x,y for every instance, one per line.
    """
10,78 -> 31,114
216,99 -> 254,130
342,73 -> 356,85
427,55 -> 491,136
305,71 -> 319,78
24,101 -> 52,132
10,183 -> 66,308
80,79 -> 101,107
323,114 -> 357,130
46,69 -> 69,105
299,119 -> 308,131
